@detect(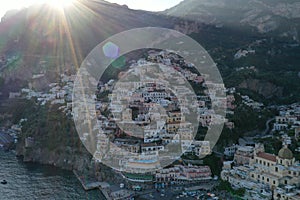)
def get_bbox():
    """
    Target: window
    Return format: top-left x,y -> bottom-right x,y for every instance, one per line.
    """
275,167 -> 278,172
267,178 -> 269,182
